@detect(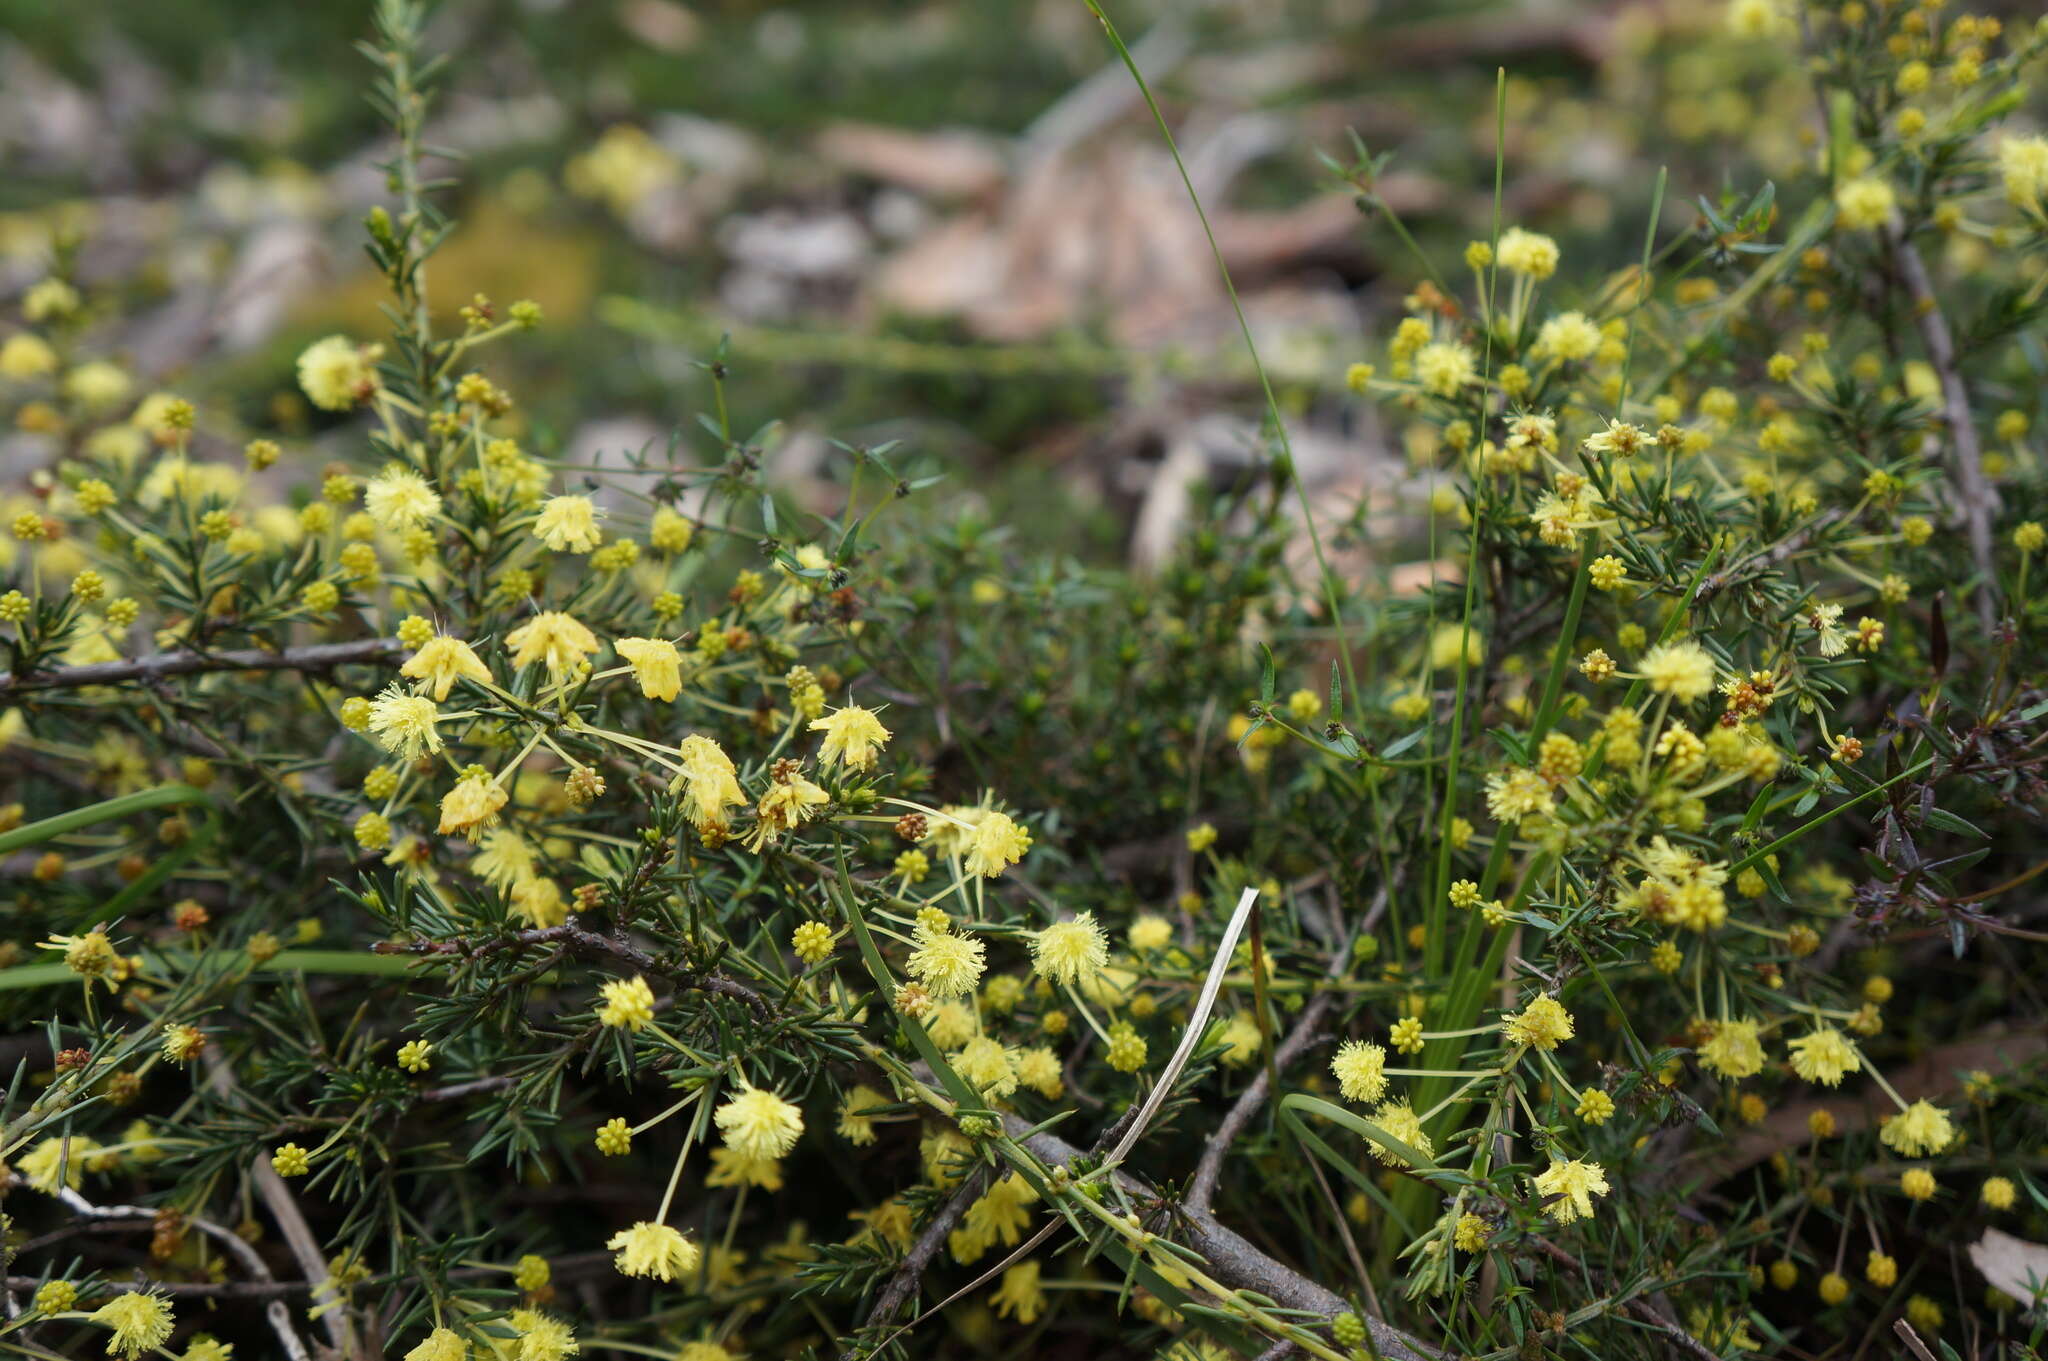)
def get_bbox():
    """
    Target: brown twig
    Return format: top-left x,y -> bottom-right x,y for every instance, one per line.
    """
415,1075 -> 517,1102
250,1156 -> 354,1359
1887,221 -> 1998,625
1004,1117 -> 1435,1361
0,638 -> 402,698
1186,987 -> 1339,1214
5,1276 -> 311,1301
1188,902 -> 1379,1213
371,918 -> 772,1017
841,1164 -> 991,1360
50,1183 -> 312,1361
